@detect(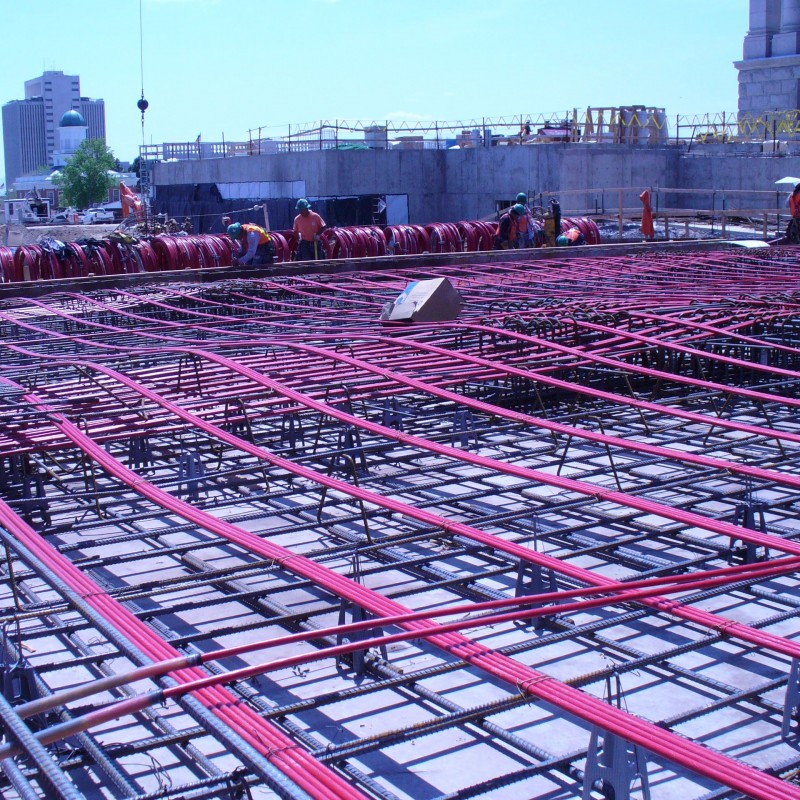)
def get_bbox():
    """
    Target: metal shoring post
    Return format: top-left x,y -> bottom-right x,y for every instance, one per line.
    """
450,409 -> 477,449
336,598 -> 386,676
582,672 -> 651,800
711,189 -> 716,234
279,411 -> 305,455
729,479 -> 769,565
380,398 -> 404,432
721,192 -> 727,237
336,426 -> 366,473
514,517 -> 559,629
783,658 -> 800,738
176,452 -> 206,501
